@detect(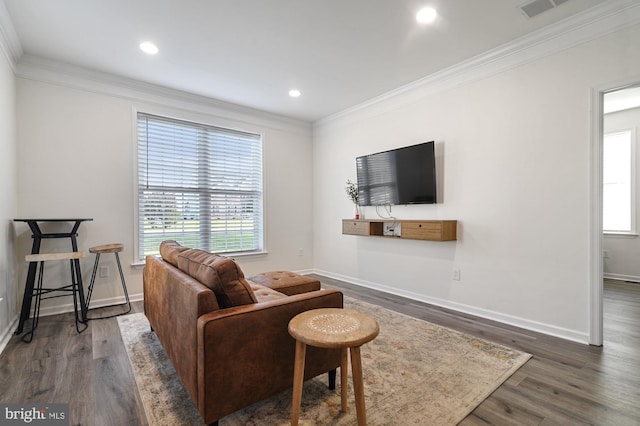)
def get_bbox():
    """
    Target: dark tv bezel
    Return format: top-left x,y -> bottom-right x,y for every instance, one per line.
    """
356,141 -> 436,206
